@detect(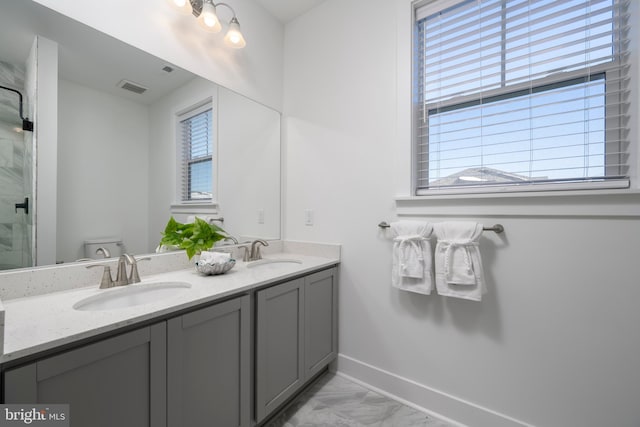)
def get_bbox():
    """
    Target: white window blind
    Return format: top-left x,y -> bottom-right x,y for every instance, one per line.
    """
414,0 -> 630,194
178,104 -> 213,201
